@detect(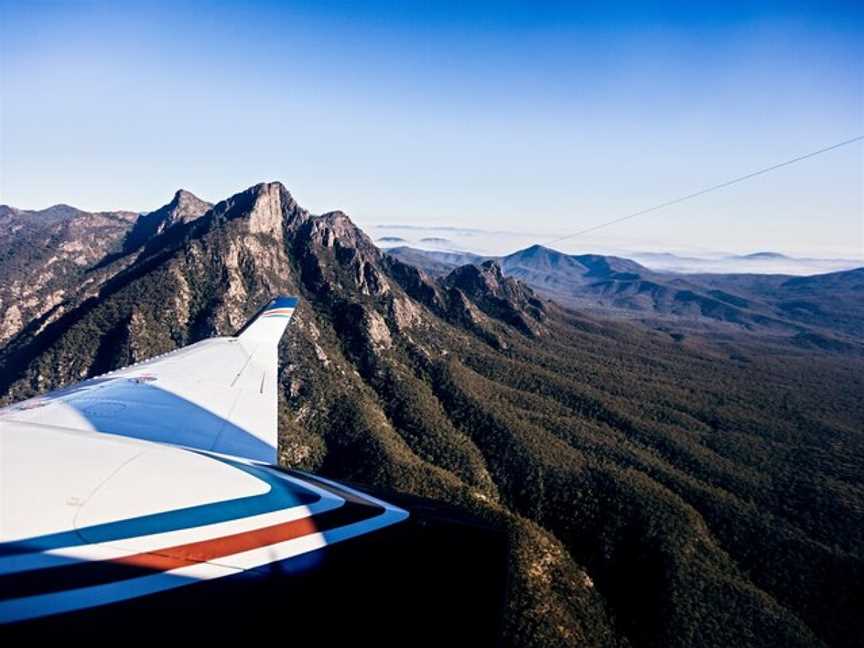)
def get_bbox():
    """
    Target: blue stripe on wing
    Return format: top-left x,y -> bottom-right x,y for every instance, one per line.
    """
0,455 -> 318,556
